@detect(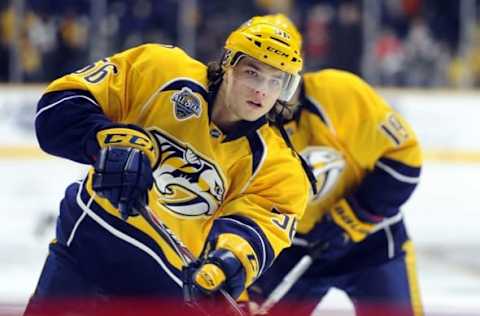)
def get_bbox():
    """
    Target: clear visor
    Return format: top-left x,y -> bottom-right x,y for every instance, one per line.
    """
279,73 -> 301,102
230,53 -> 300,102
